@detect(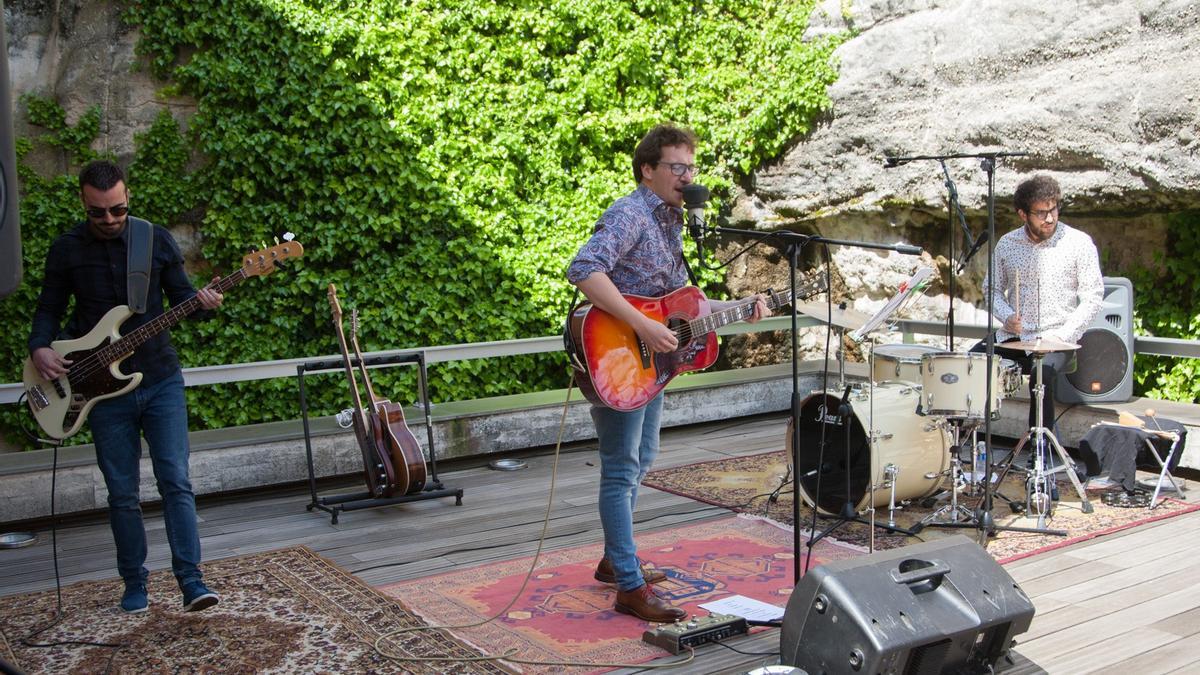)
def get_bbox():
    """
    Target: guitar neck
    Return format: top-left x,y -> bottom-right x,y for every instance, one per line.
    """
95,271 -> 246,368
333,320 -> 369,415
682,288 -> 794,339
350,332 -> 382,406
